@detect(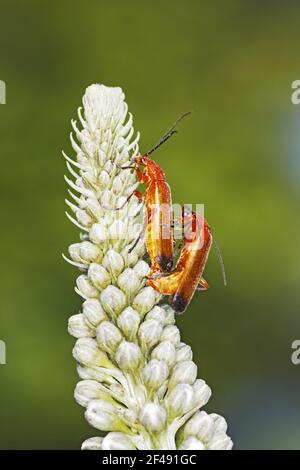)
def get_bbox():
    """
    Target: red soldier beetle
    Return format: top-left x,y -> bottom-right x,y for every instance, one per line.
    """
111,112 -> 191,275
148,206 -> 226,314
